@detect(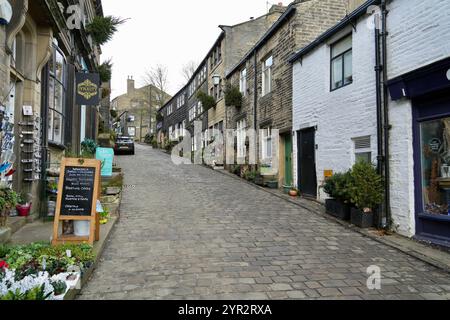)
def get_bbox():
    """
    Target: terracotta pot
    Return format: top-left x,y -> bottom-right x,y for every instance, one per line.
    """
289,190 -> 298,197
